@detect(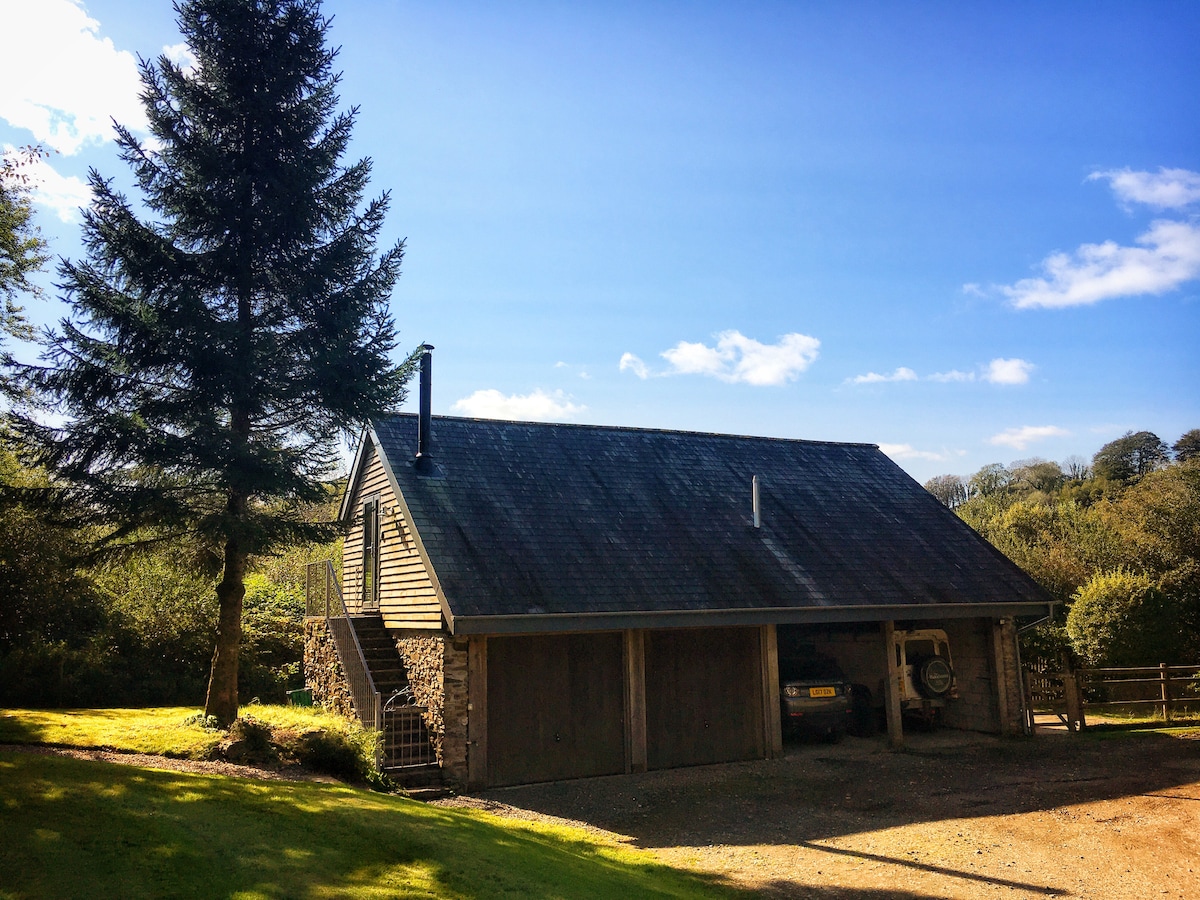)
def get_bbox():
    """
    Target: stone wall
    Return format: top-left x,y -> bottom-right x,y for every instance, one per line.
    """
390,630 -> 470,788
441,636 -> 470,787
304,618 -> 354,719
